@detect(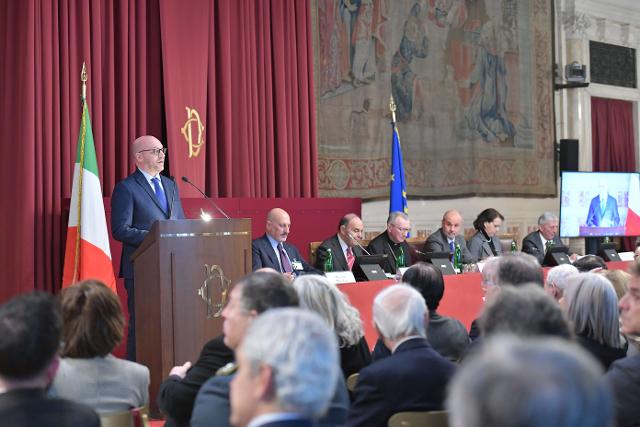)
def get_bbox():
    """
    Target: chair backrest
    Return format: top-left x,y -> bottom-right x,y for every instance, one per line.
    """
309,241 -> 322,266
498,232 -> 518,253
346,373 -> 359,392
100,406 -> 150,427
387,410 -> 449,427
